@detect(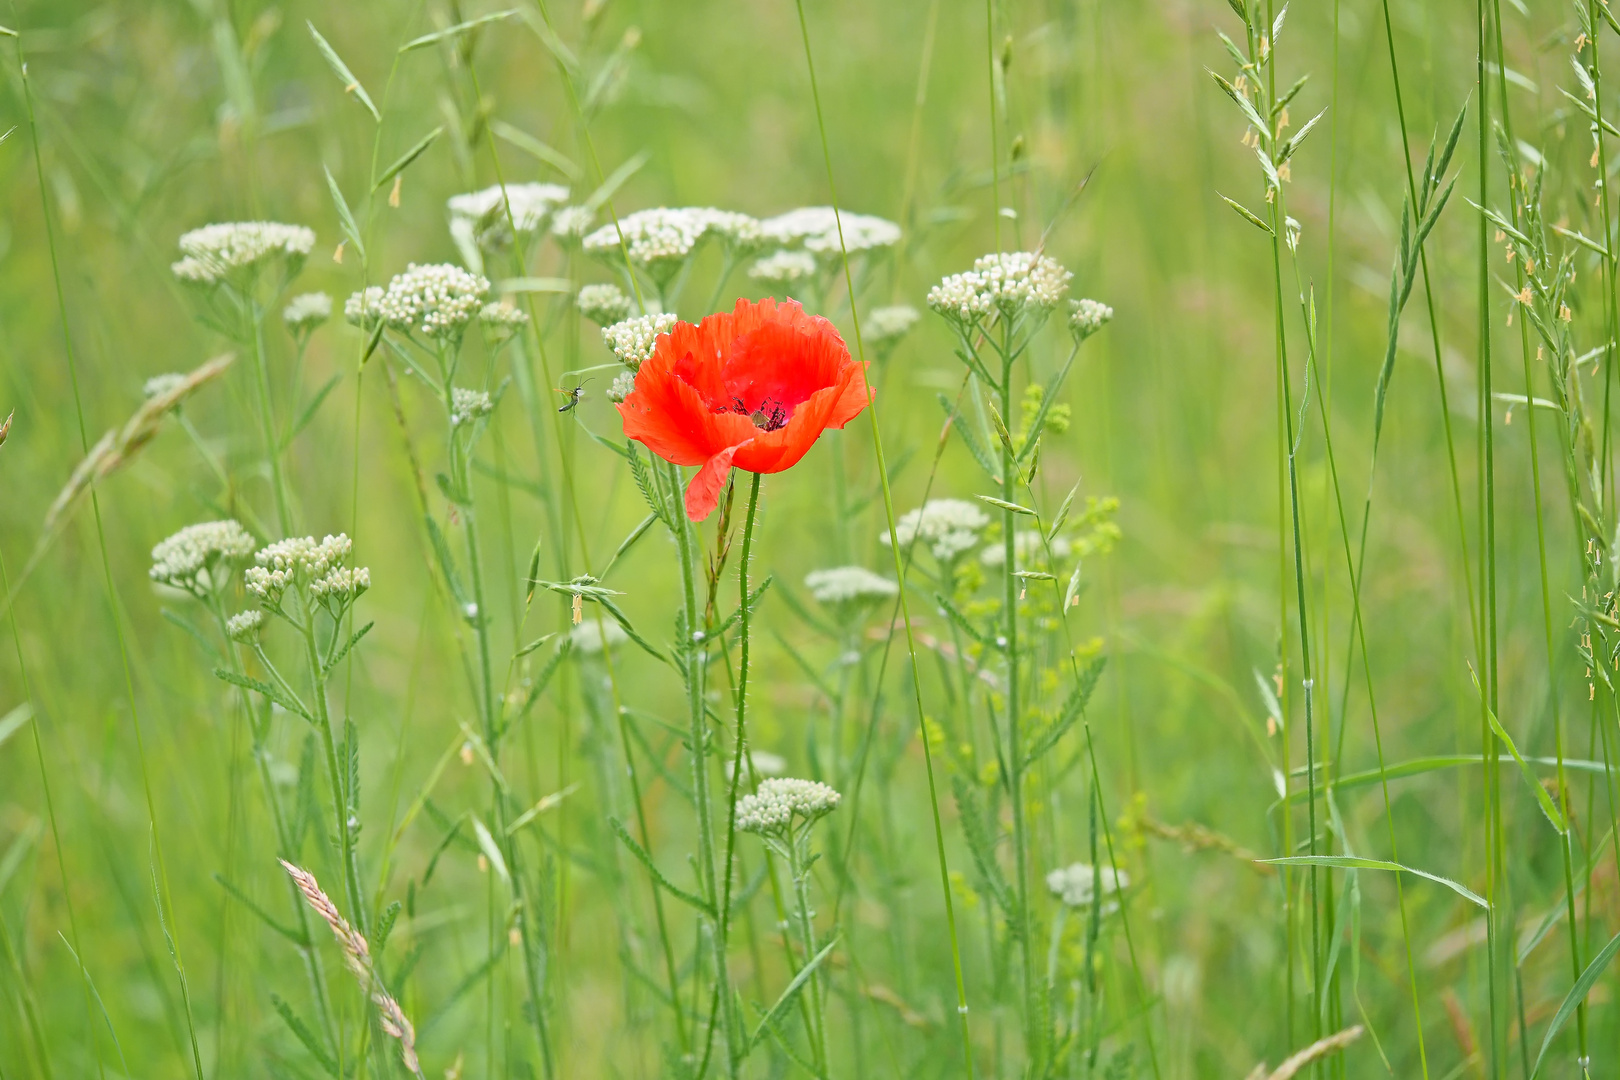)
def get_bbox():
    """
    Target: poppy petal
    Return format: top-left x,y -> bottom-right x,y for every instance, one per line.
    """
685,440 -> 752,521
619,361 -> 754,466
